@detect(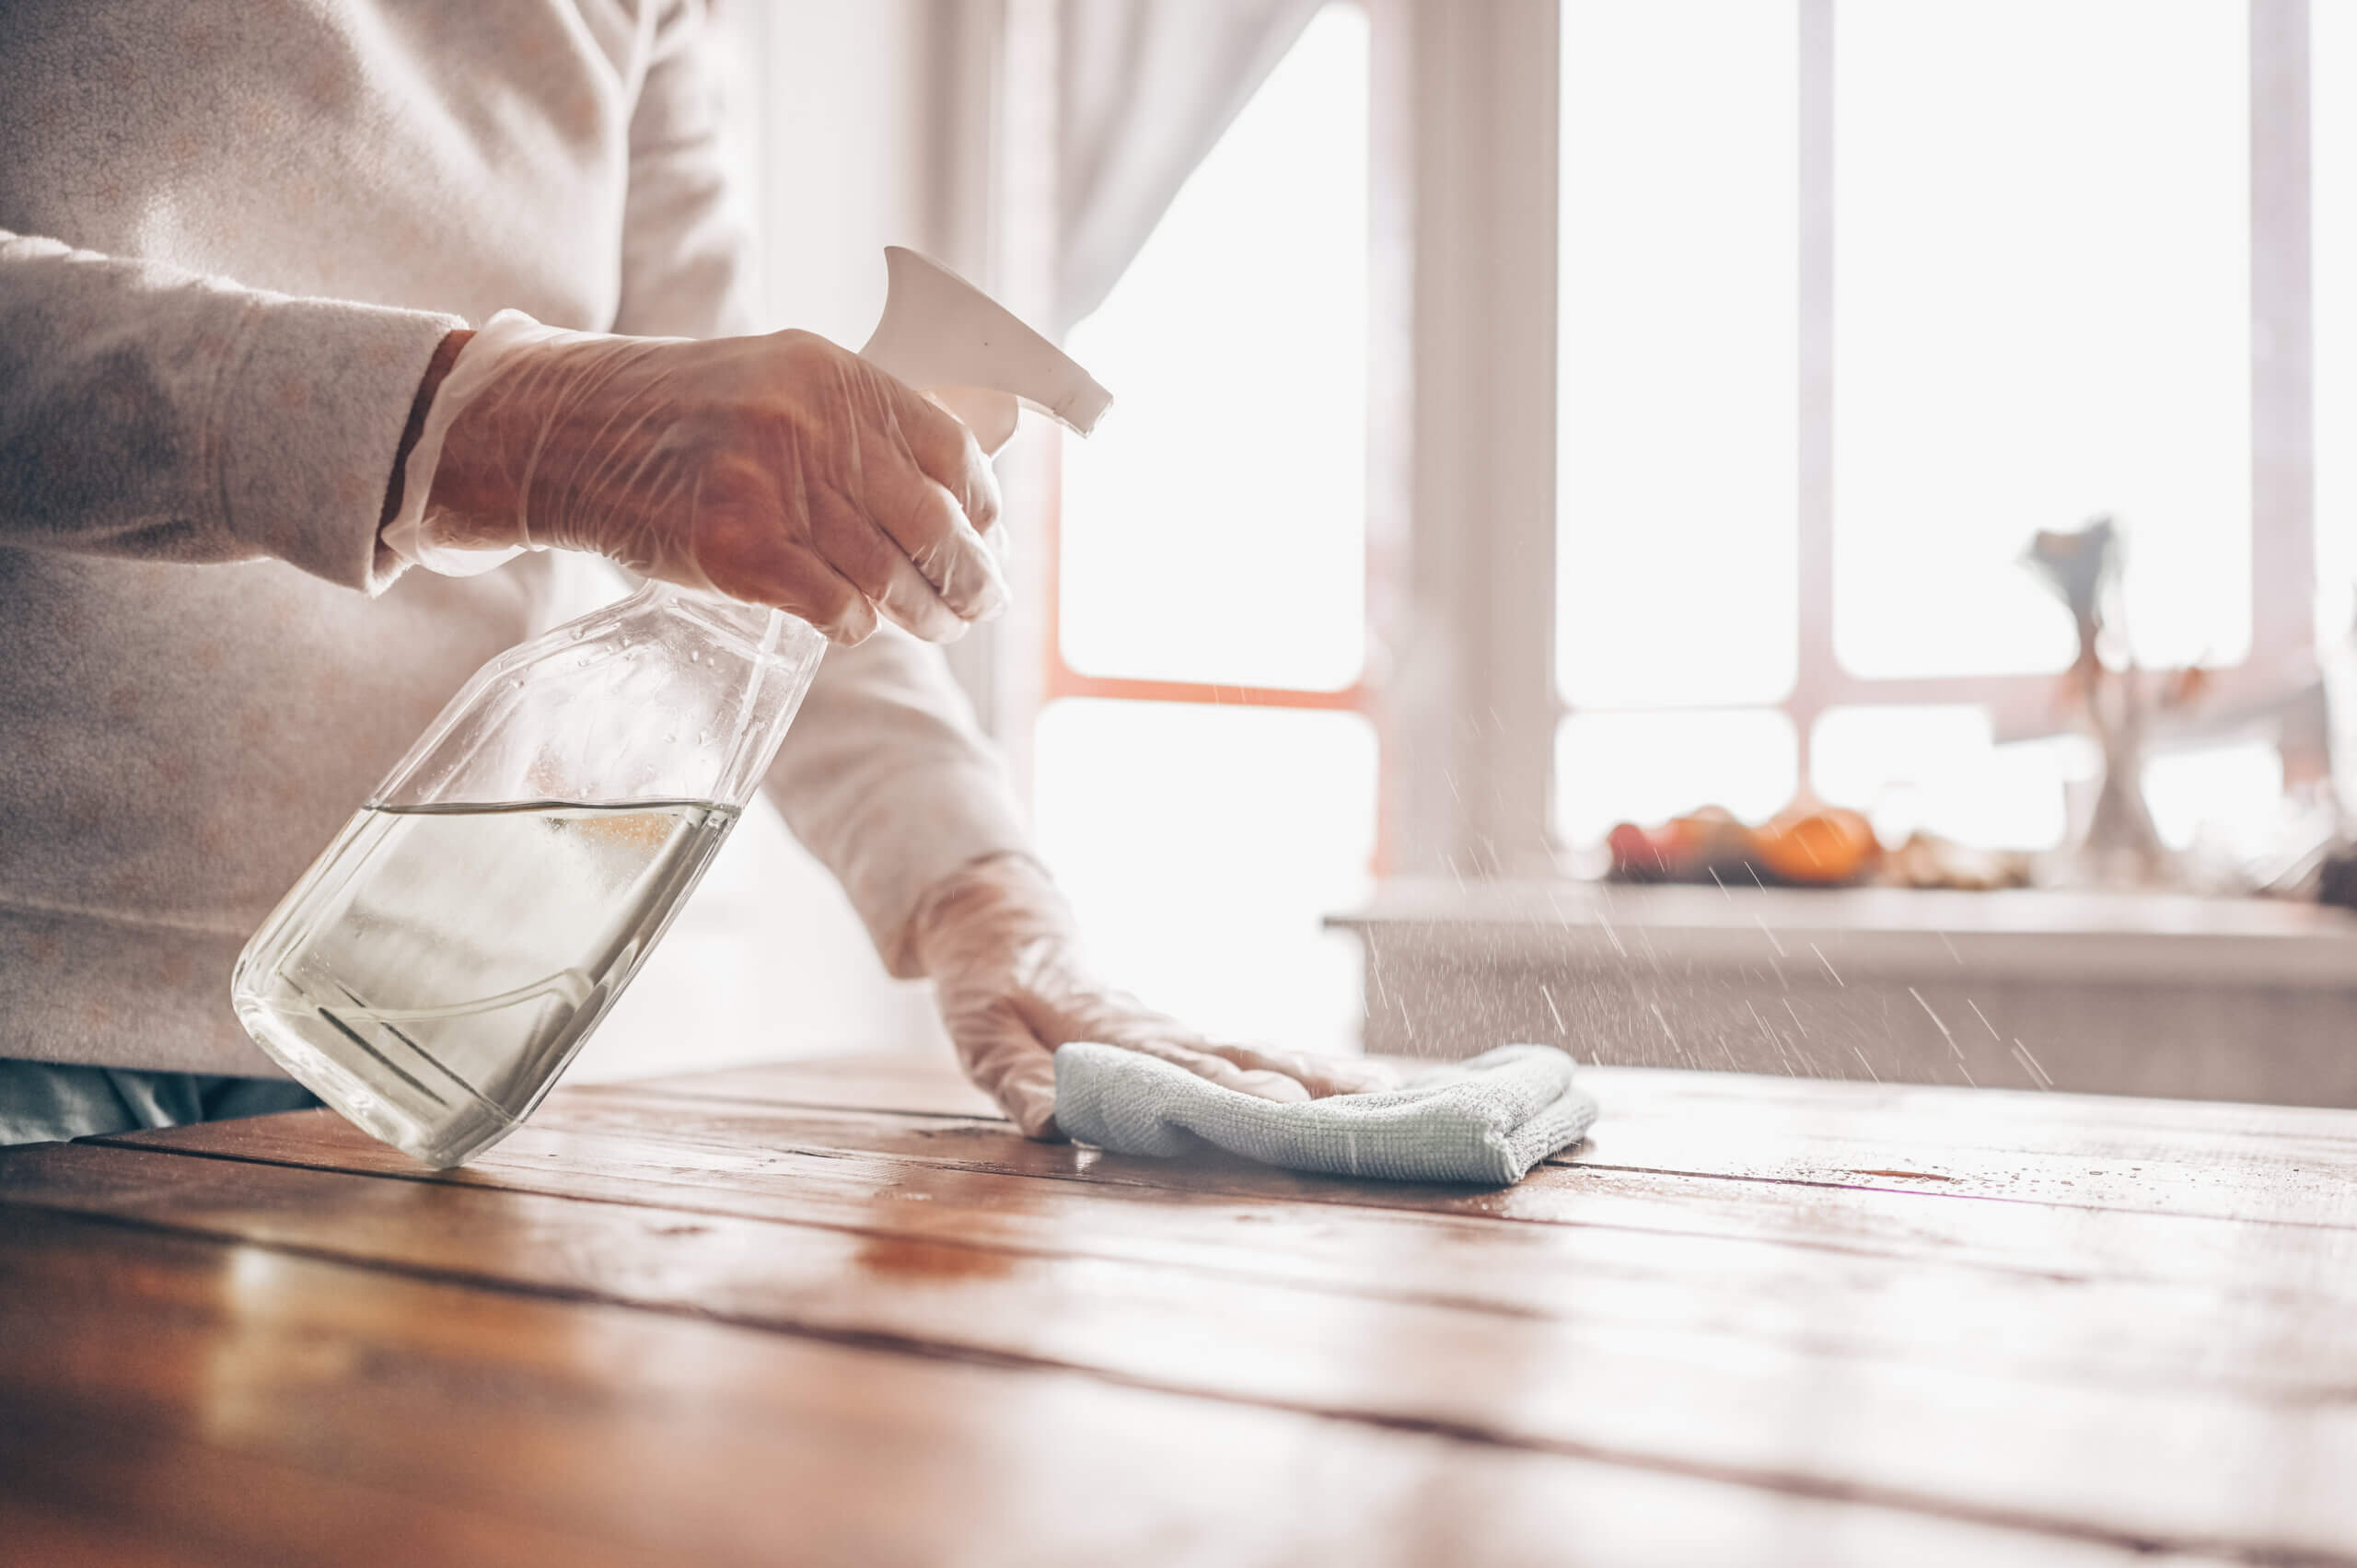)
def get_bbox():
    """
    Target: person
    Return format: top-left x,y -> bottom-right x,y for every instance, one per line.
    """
0,0 -> 1379,1146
